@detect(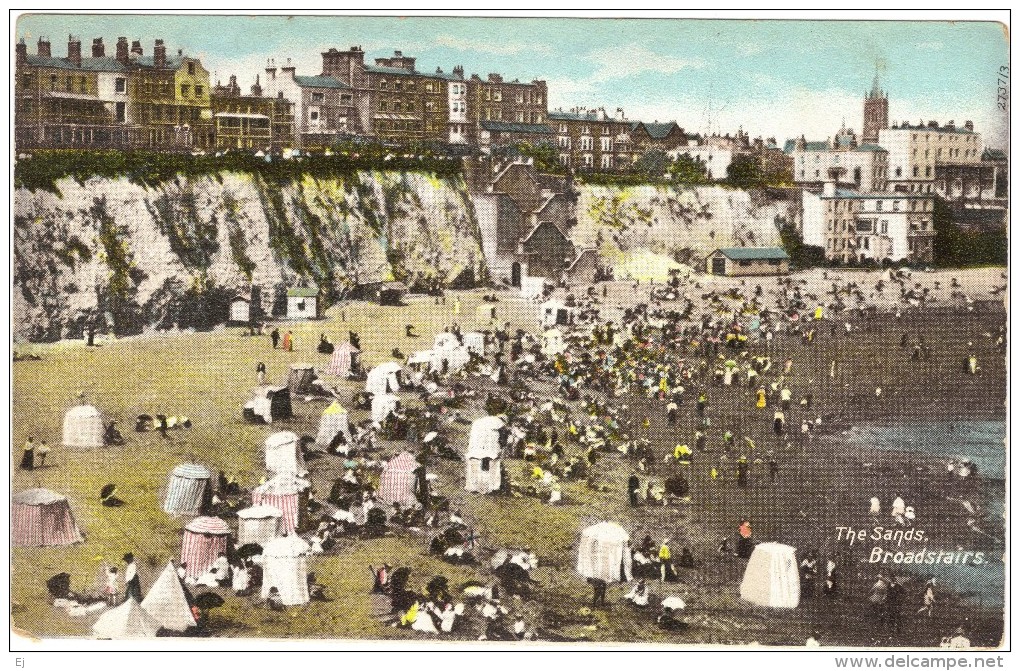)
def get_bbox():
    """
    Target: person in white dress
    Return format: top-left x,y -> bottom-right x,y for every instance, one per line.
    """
624,579 -> 649,607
